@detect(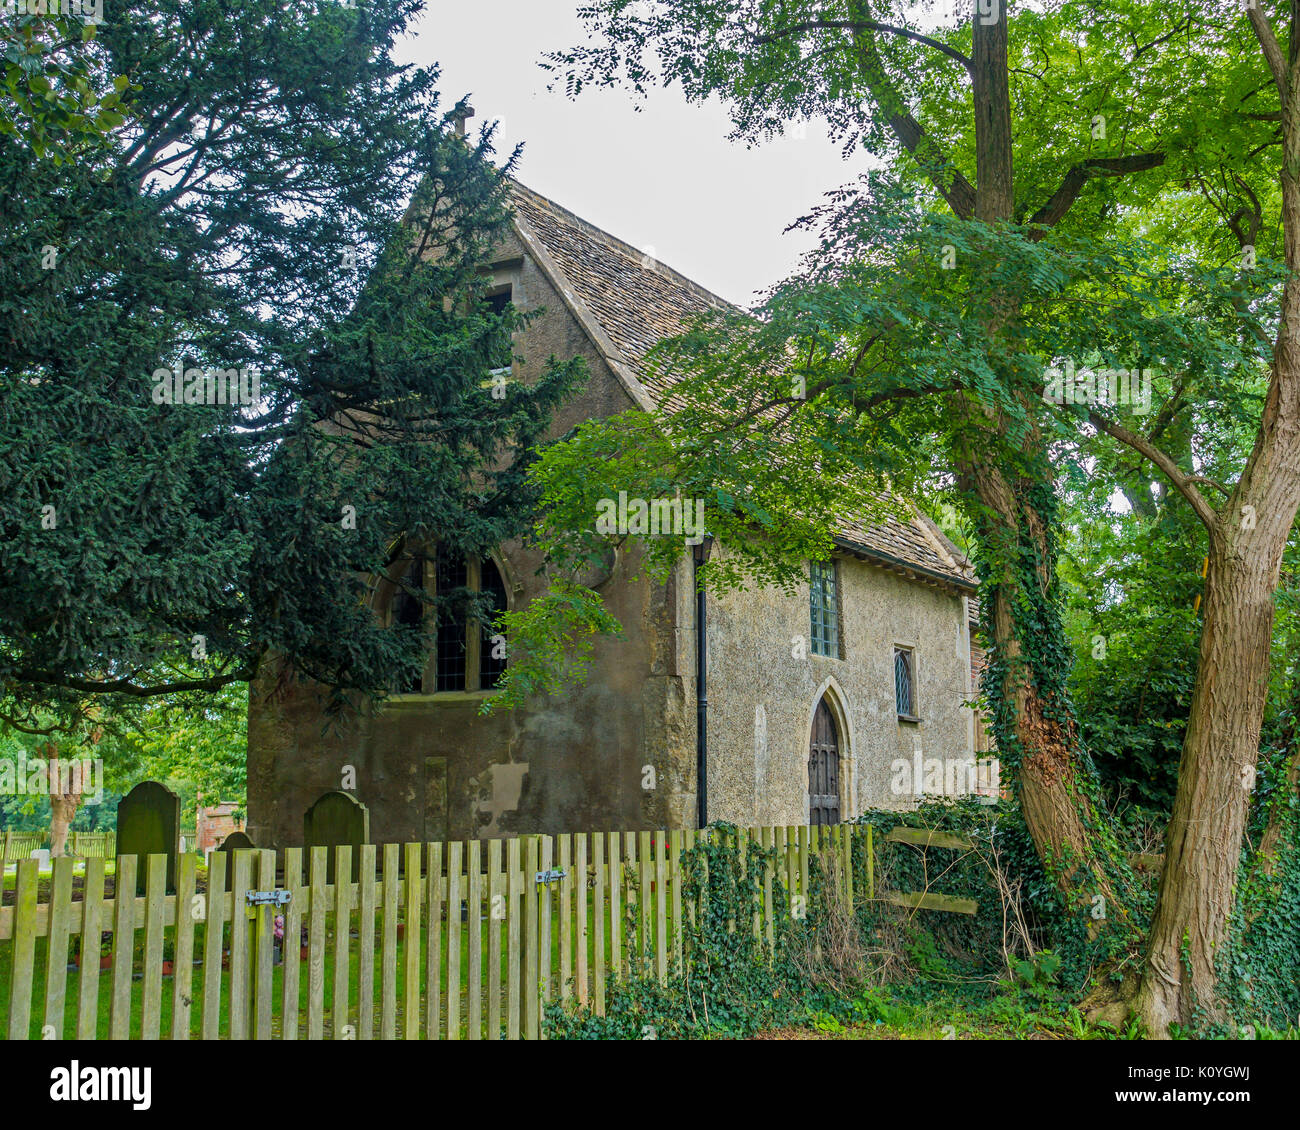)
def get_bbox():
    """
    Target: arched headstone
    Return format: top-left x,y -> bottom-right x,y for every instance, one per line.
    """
303,791 -> 369,883
217,830 -> 255,852
116,781 -> 179,894
211,830 -> 257,889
